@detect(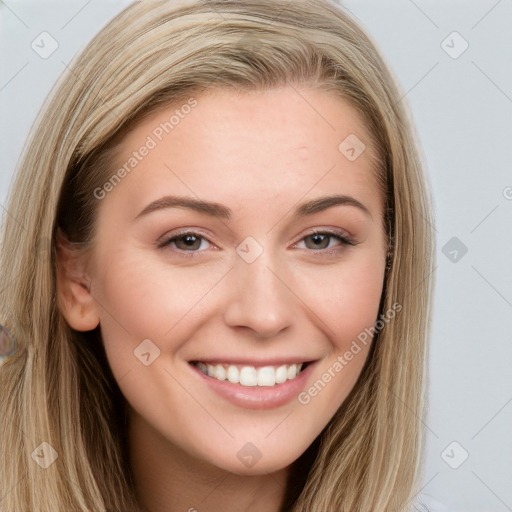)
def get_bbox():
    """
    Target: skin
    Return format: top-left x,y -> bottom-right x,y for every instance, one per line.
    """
57,86 -> 387,512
